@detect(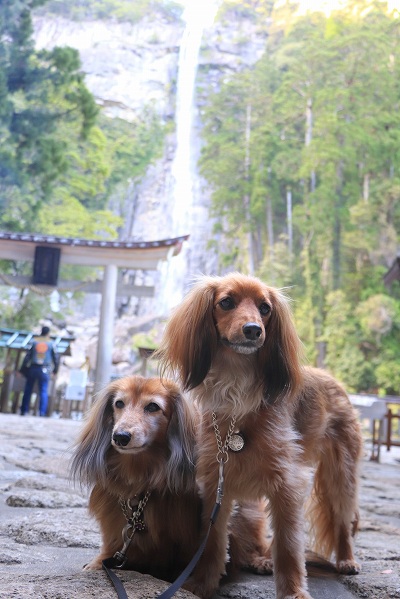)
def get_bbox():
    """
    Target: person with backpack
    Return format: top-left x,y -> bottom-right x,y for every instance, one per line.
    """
19,326 -> 60,416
